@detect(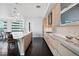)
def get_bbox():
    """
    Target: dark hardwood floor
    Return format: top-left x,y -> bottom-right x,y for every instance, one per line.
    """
25,37 -> 53,56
